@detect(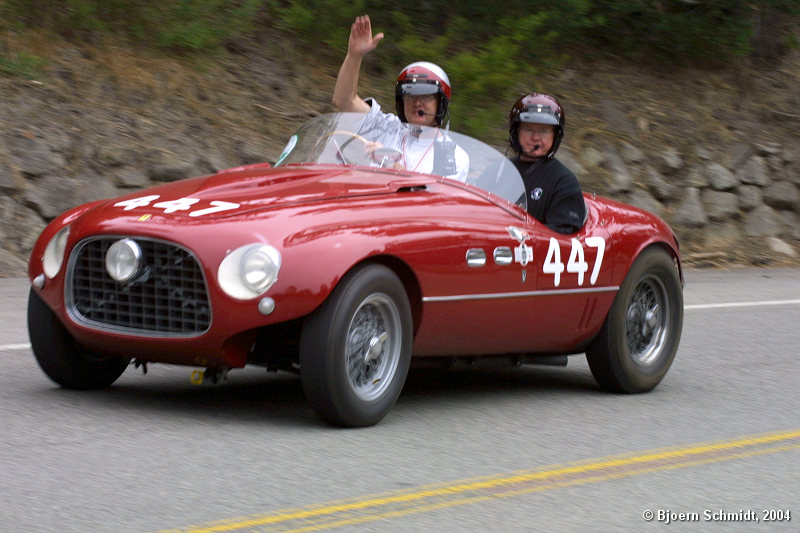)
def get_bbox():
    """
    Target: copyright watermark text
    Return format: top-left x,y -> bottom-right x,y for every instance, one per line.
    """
642,509 -> 791,525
